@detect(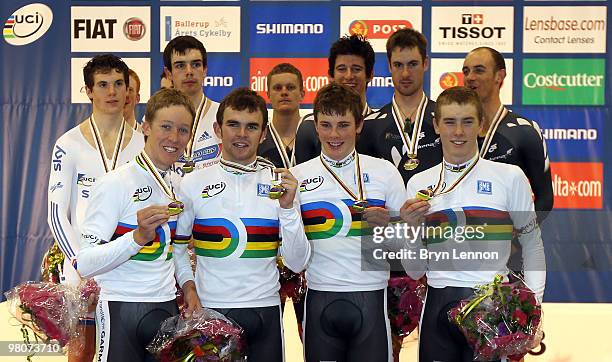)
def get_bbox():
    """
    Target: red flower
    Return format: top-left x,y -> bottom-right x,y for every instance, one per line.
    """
512,309 -> 528,328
